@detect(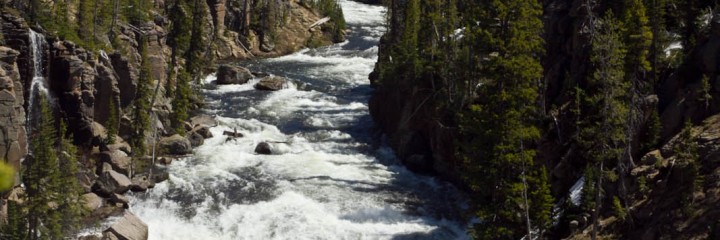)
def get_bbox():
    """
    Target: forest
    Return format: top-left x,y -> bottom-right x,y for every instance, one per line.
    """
371,0 -> 720,239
